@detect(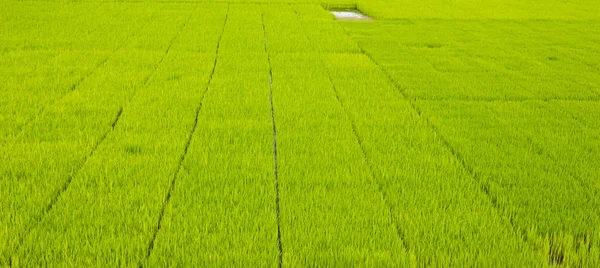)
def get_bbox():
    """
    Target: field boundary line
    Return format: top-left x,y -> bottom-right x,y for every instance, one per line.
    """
140,4 -> 229,266
6,11 -> 159,146
261,8 -> 284,268
7,7 -> 193,266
